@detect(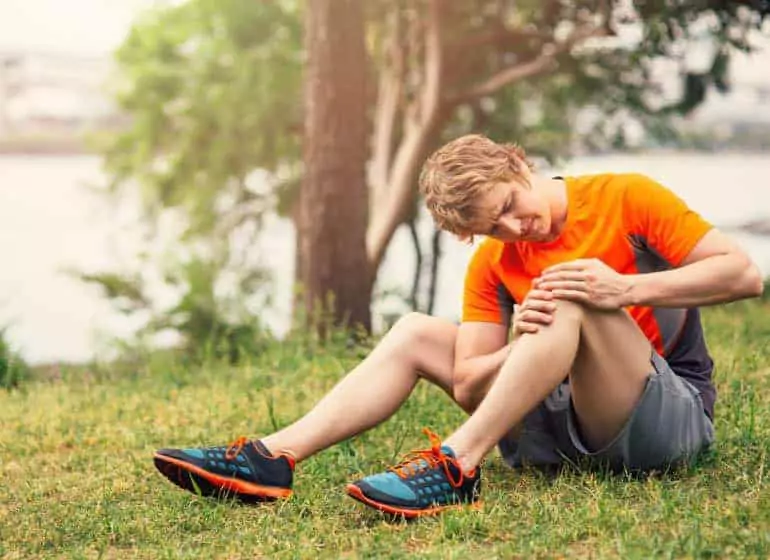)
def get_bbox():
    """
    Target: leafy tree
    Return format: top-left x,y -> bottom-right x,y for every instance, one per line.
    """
327,0 -> 768,326
299,0 -> 370,331
93,0 -> 302,355
106,0 -> 302,226
96,0 -> 768,347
